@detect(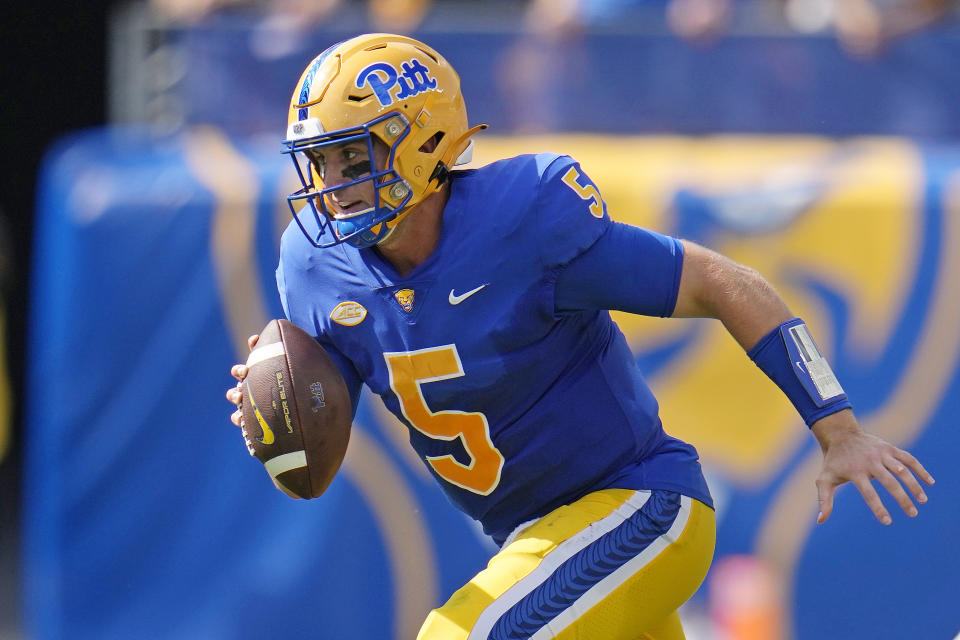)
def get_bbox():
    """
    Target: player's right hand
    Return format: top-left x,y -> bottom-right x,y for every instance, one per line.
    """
225,334 -> 260,428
